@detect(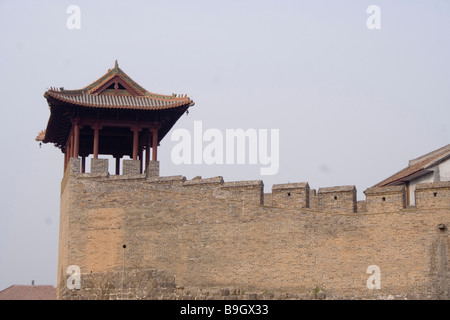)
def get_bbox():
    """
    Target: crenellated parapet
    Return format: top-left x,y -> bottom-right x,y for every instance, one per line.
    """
364,185 -> 406,213
318,185 -> 357,213
219,180 -> 264,205
271,183 -> 309,209
415,181 -> 450,209
63,156 -> 449,214
58,156 -> 450,300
